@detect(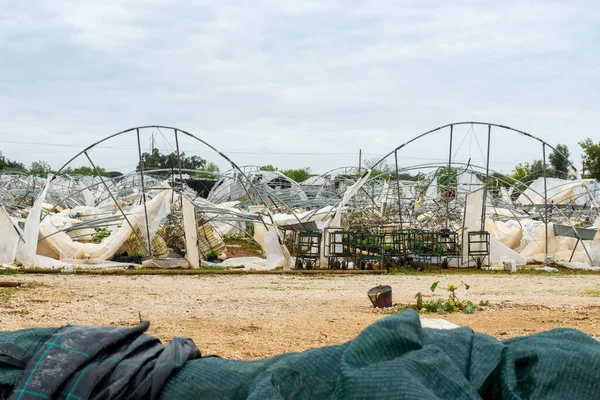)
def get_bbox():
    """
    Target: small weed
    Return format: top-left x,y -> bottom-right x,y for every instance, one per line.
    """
583,289 -> 600,297
91,227 -> 111,242
2,309 -> 29,315
198,265 -> 230,271
407,281 -> 488,314
0,269 -> 22,276
204,251 -> 220,261
0,289 -> 14,302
